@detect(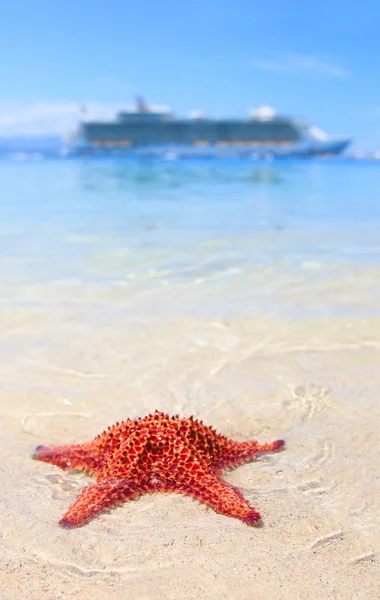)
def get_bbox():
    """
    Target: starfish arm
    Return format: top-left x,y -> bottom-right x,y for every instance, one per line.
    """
214,438 -> 285,470
175,465 -> 261,526
33,443 -> 100,473
59,478 -> 140,528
